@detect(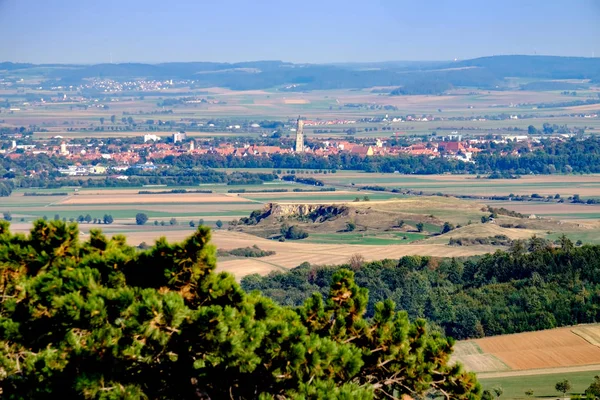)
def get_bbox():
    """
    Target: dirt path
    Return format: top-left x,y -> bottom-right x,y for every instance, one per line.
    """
478,364 -> 600,379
